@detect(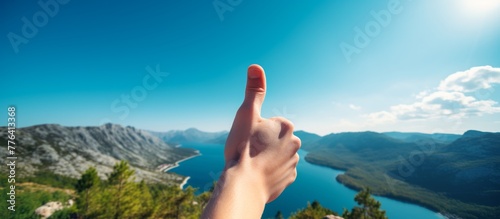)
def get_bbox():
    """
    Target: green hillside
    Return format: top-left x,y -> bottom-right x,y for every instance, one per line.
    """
304,131 -> 500,219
